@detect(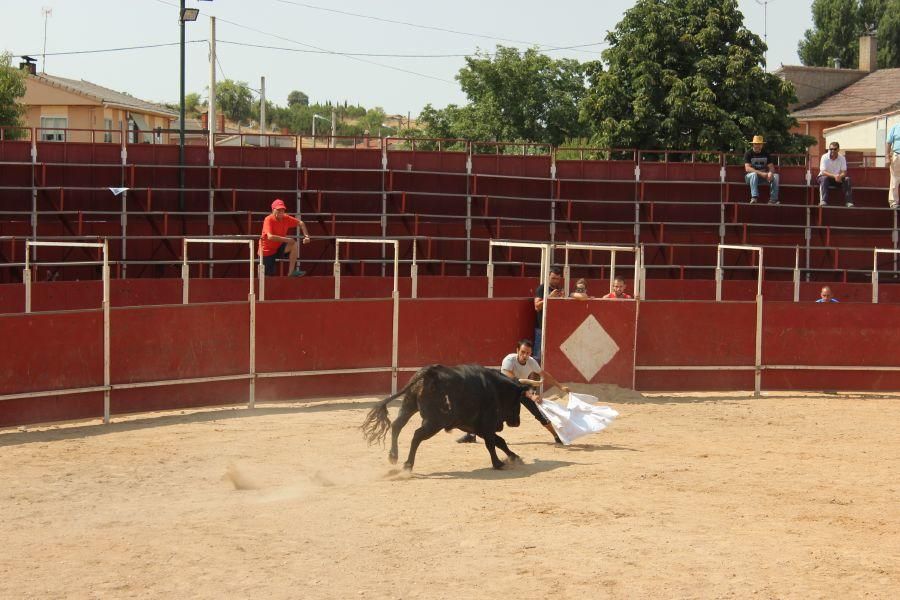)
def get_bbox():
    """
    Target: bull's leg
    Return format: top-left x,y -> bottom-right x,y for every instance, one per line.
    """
481,434 -> 507,470
403,421 -> 442,471
492,434 -> 521,464
388,402 -> 417,464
